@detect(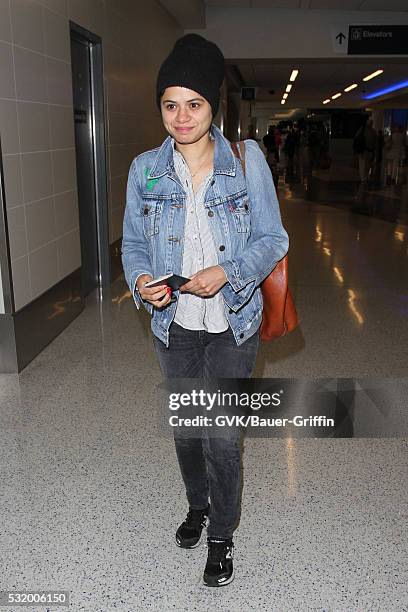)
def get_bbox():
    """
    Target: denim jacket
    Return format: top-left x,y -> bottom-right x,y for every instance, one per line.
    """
121,123 -> 289,347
